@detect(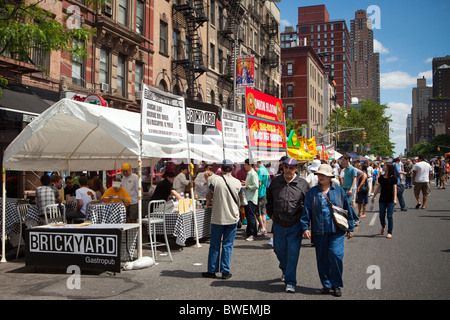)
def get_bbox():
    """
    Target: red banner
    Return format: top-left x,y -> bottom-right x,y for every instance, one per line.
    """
246,87 -> 286,151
